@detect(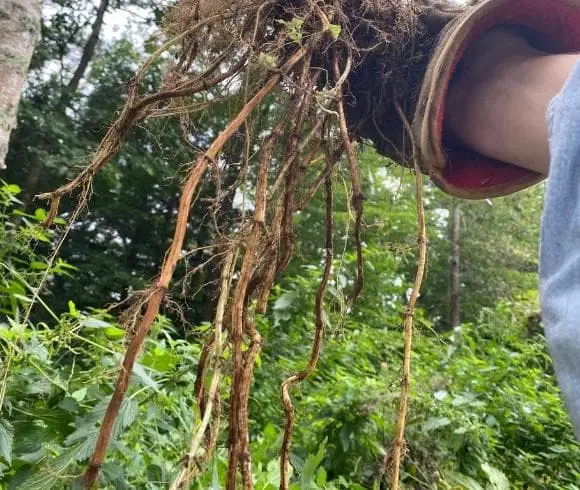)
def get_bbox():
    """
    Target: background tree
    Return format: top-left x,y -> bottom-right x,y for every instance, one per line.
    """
0,0 -> 42,169
449,200 -> 461,328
